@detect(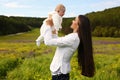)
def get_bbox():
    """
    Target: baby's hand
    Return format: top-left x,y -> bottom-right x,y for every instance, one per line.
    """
46,19 -> 54,27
